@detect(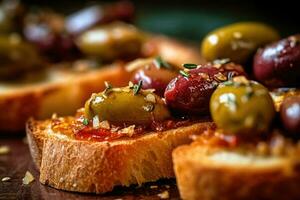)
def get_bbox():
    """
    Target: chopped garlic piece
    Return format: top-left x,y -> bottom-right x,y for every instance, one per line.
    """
99,120 -> 110,129
22,171 -> 35,185
158,190 -> 169,199
233,76 -> 248,84
1,177 -> 11,182
51,113 -> 58,119
92,115 -> 100,129
0,146 -> 10,155
145,93 -> 156,103
118,125 -> 135,137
